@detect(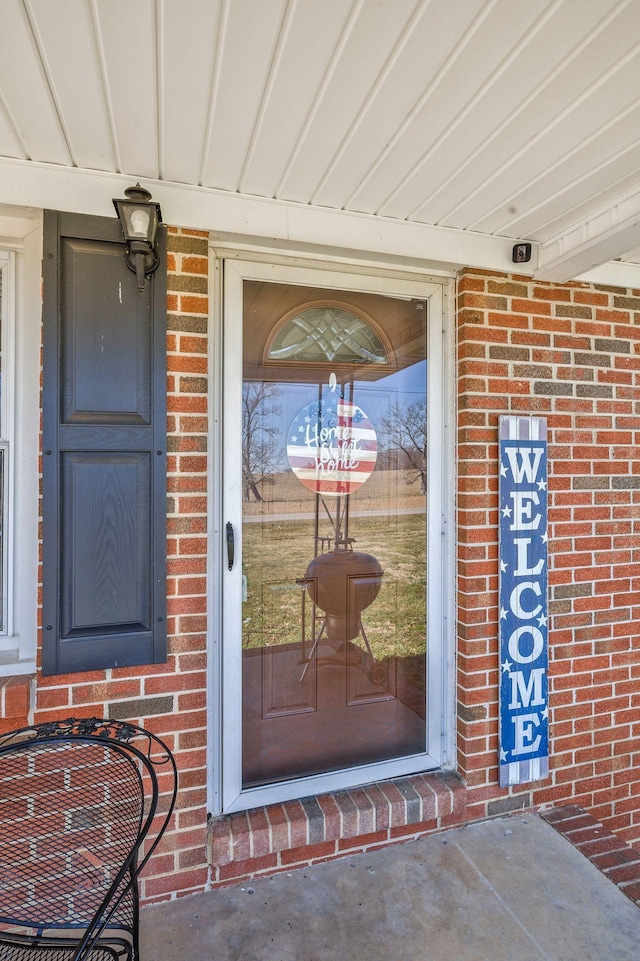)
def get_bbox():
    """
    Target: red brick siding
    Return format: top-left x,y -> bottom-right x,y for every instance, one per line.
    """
10,249 -> 640,901
32,226 -> 210,903
0,676 -> 33,733
457,269 -> 640,843
209,772 -> 465,887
